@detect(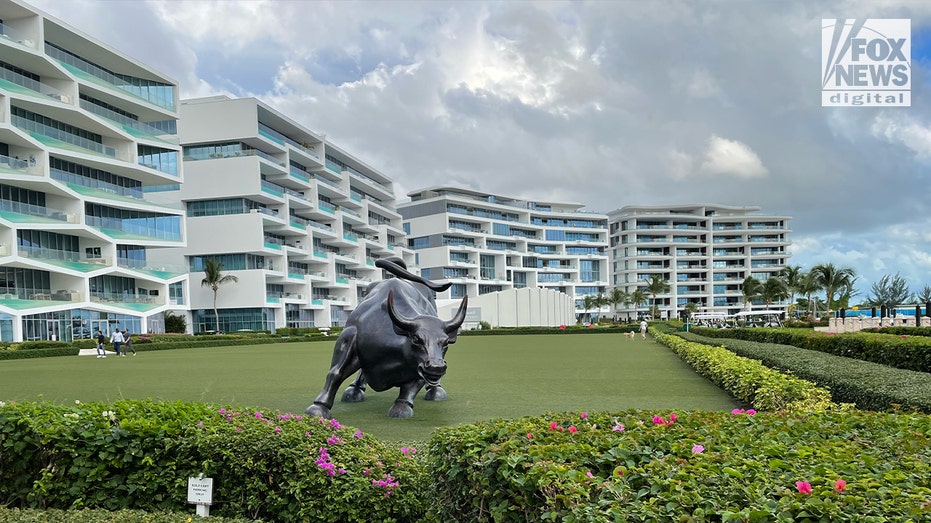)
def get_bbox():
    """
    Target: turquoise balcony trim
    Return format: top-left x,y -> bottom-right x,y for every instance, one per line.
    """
288,273 -> 304,280
343,234 -> 357,242
266,296 -> 280,304
264,242 -> 282,250
258,128 -> 285,145
313,252 -> 328,259
312,299 -> 323,305
261,186 -> 283,197
336,277 -> 349,285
